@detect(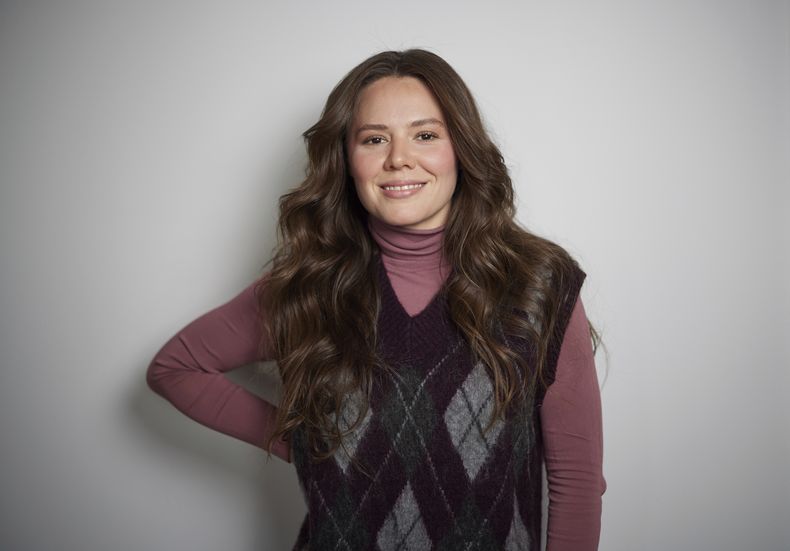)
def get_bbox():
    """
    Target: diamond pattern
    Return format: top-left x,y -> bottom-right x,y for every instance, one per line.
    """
377,482 -> 431,551
505,496 -> 531,550
435,494 -> 499,551
443,361 -> 504,480
287,254 -> 585,550
332,391 -> 373,474
380,366 -> 439,478
312,482 -> 368,551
